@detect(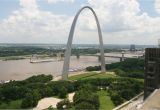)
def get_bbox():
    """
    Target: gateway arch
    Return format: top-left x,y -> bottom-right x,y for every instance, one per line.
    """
62,6 -> 106,80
